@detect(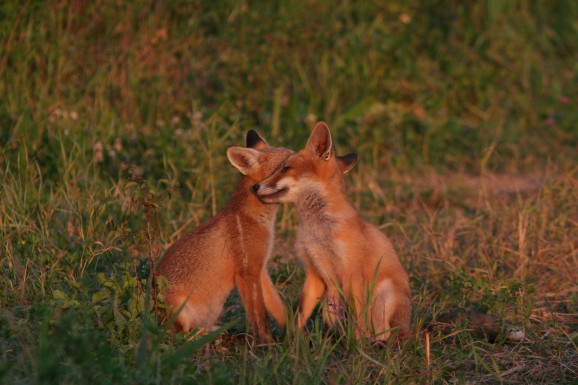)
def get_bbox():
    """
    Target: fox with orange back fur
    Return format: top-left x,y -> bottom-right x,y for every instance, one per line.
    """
156,131 -> 293,343
255,122 -> 412,341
